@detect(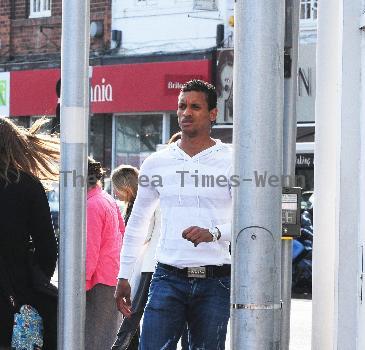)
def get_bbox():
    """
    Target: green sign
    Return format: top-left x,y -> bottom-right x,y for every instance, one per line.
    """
0,80 -> 6,106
